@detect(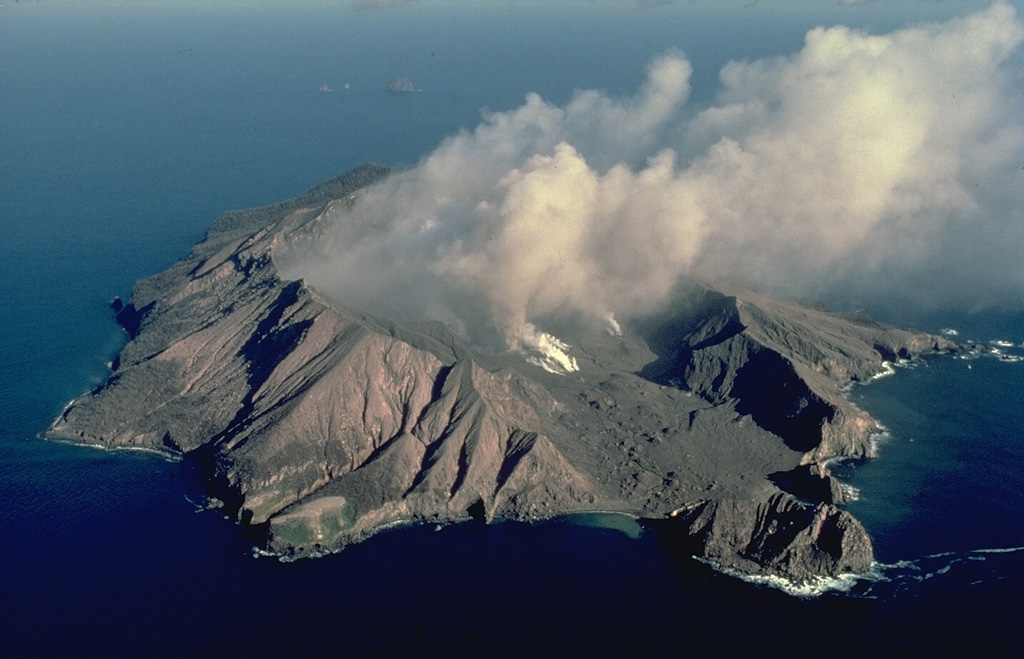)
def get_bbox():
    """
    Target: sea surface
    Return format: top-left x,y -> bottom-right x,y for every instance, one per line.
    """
1,3 -> 1022,656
